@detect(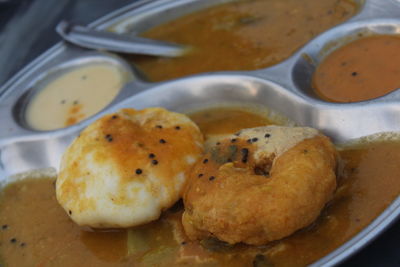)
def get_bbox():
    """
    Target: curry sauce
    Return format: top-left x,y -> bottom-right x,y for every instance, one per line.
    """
1,107 -> 400,266
312,34 -> 400,103
129,0 -> 359,82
